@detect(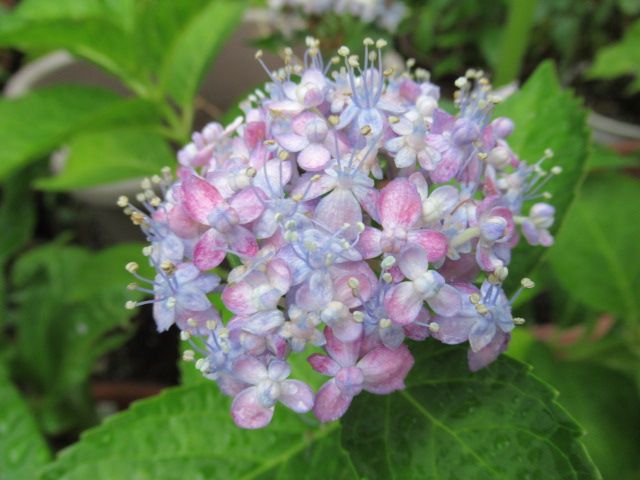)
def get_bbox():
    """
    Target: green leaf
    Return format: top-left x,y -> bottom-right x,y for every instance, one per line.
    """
0,366 -> 51,480
589,20 -> 640,92
341,342 -> 600,480
0,86 -> 161,180
493,61 -> 589,288
40,383 -> 357,479
523,344 -> 640,480
0,167 -> 37,261
10,241 -> 150,434
0,0 -> 151,90
35,127 -> 175,190
548,174 -> 640,323
587,144 -> 639,171
158,0 -> 245,111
